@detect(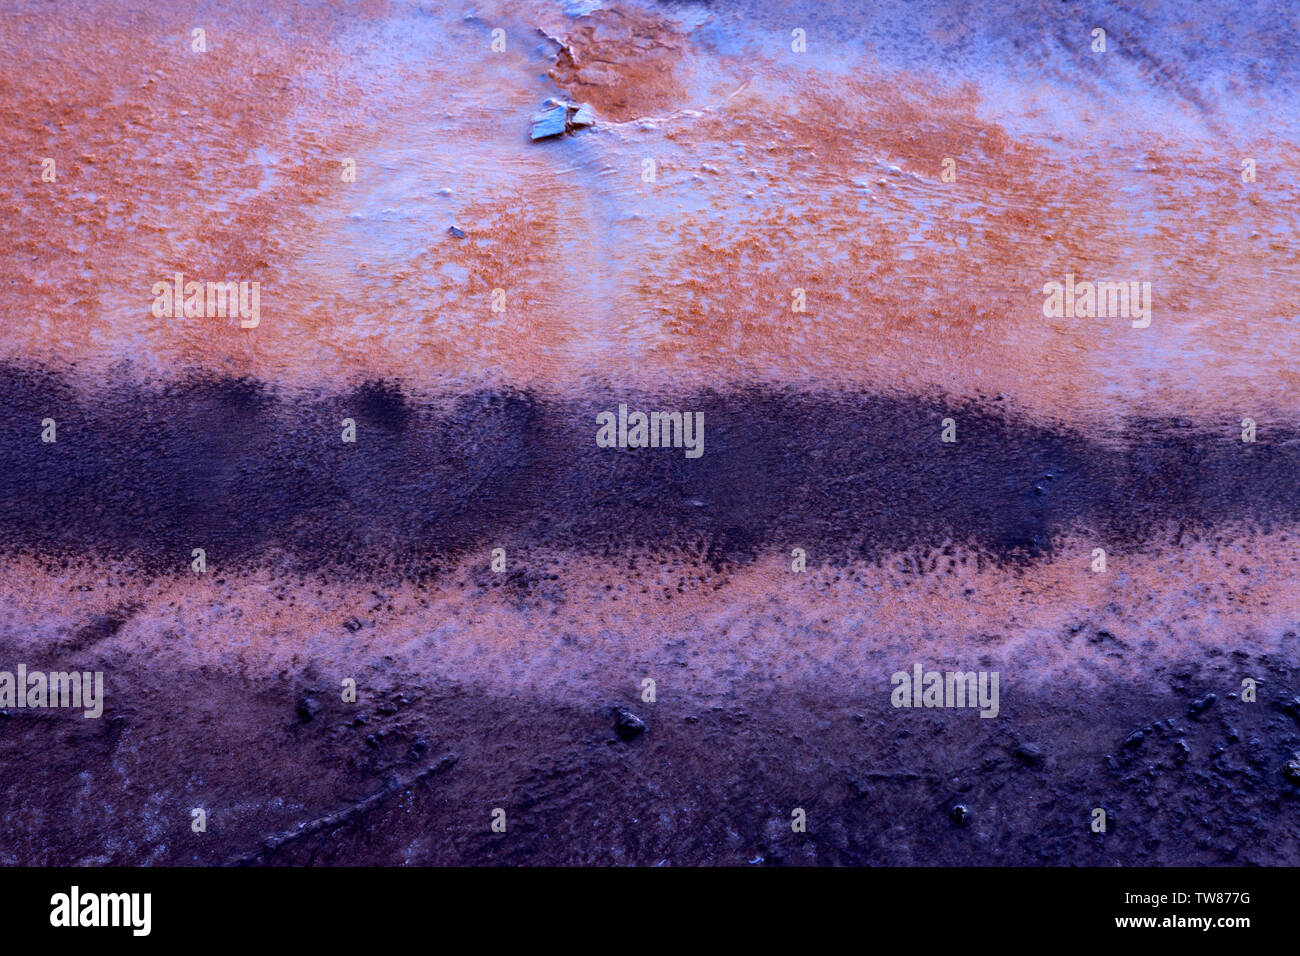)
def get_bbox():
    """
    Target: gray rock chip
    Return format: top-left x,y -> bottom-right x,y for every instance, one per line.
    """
612,706 -> 646,741
530,105 -> 569,140
530,100 -> 597,140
